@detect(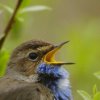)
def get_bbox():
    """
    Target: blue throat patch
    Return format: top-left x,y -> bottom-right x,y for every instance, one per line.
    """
37,63 -> 73,100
